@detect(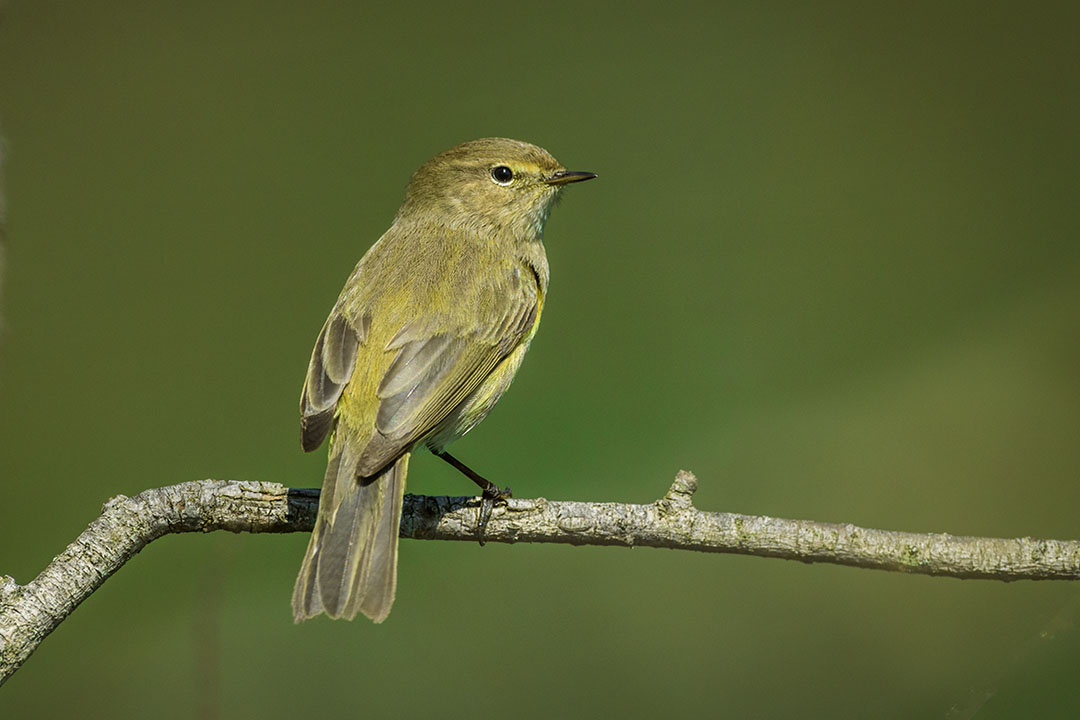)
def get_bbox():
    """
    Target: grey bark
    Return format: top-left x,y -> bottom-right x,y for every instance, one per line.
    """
2,471 -> 1078,685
